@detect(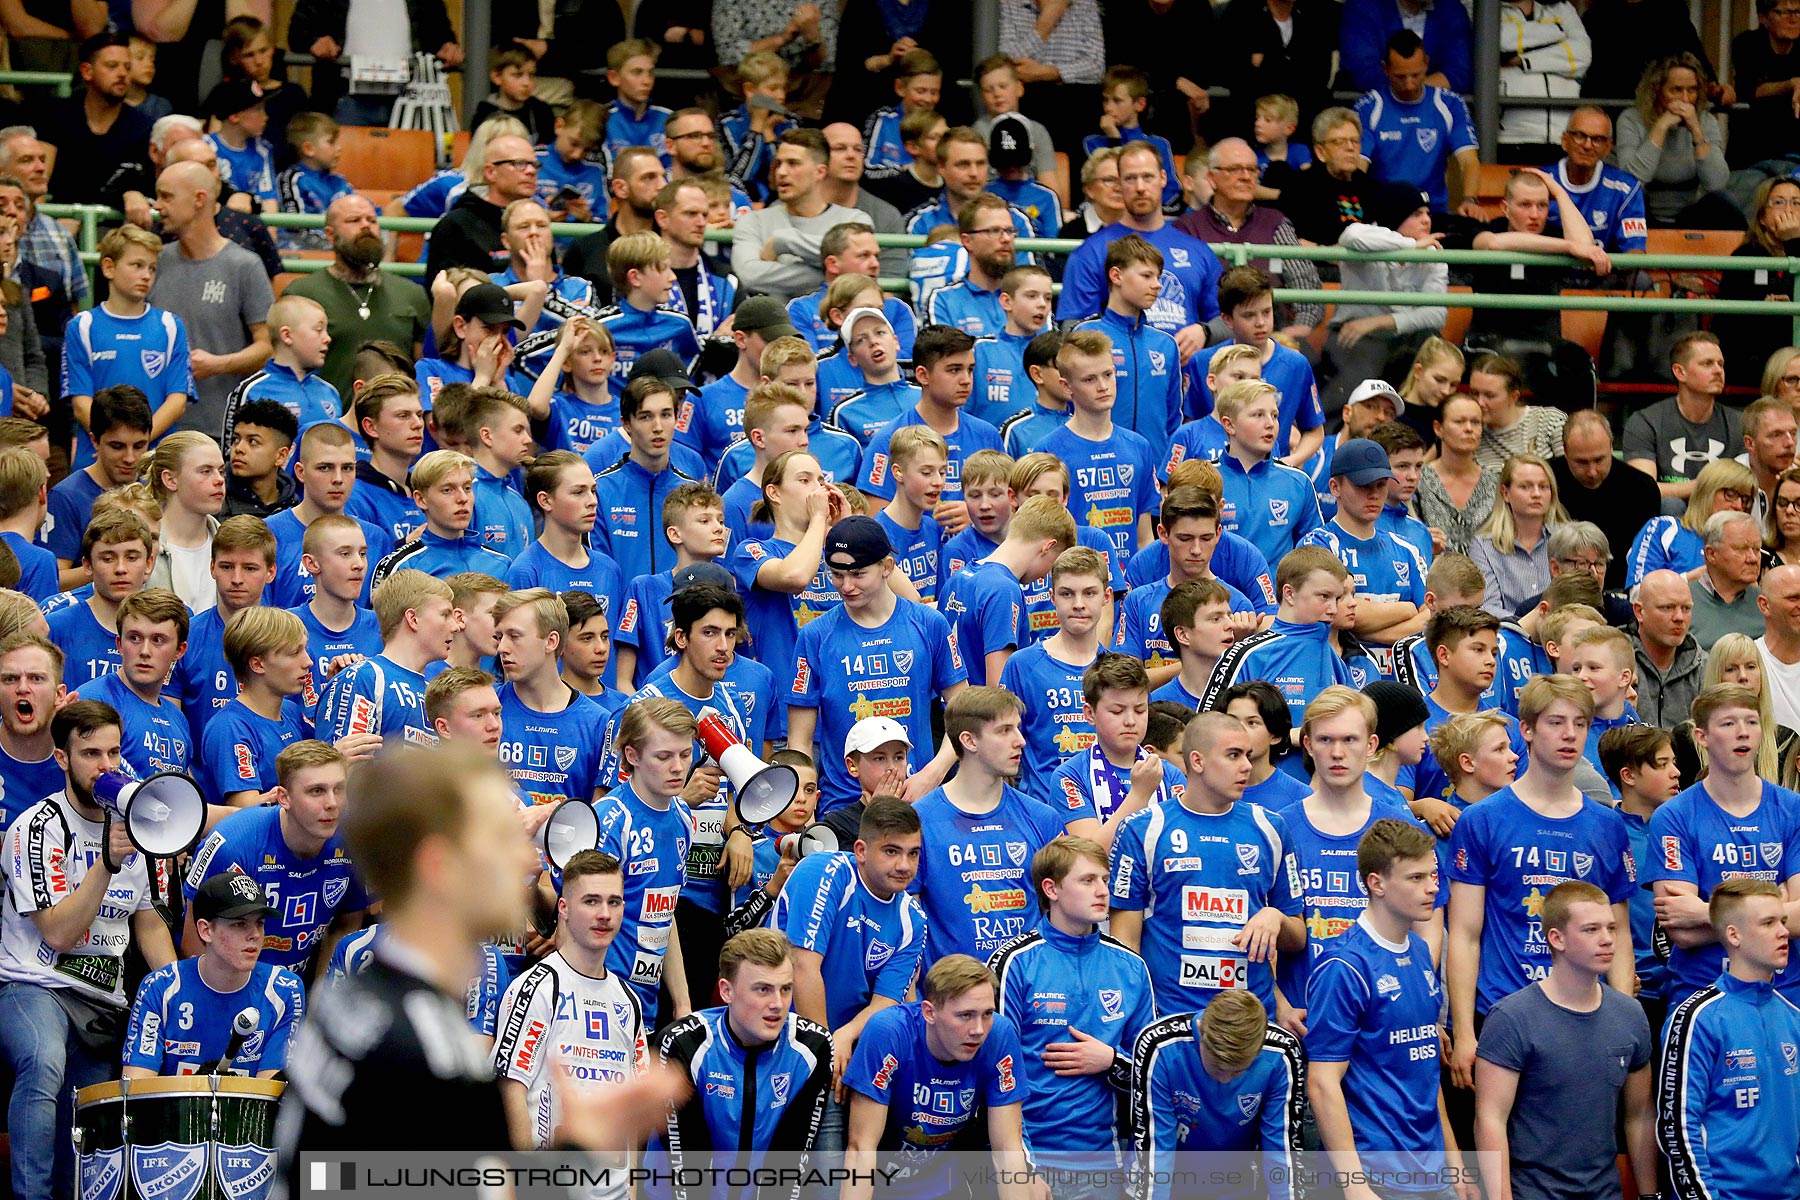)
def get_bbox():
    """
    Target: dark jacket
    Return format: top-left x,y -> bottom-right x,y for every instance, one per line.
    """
223,470 -> 299,520
423,190 -> 509,285
287,0 -> 458,103
1631,631 -> 1705,730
